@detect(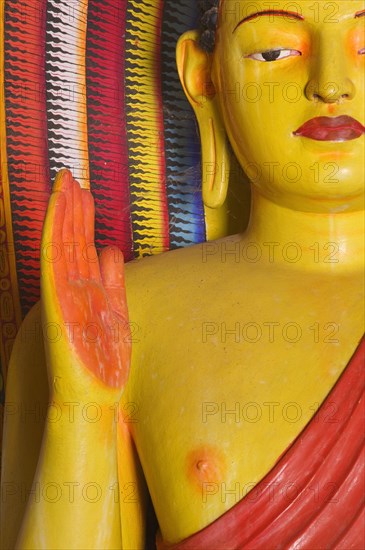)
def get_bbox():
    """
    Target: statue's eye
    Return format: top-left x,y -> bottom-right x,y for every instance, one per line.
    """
359,47 -> 365,55
247,49 -> 301,62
